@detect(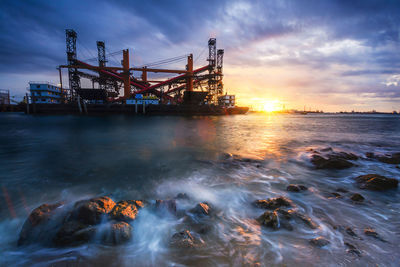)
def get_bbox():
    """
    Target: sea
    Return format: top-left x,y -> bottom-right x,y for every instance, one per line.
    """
0,112 -> 399,266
